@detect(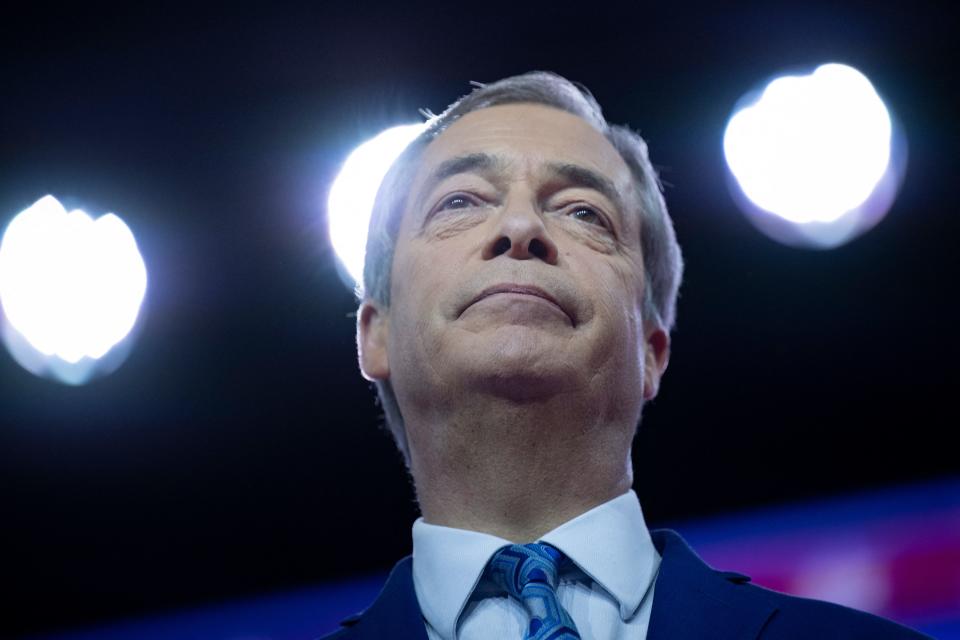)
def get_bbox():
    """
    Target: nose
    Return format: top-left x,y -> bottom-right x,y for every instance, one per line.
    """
481,199 -> 559,265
